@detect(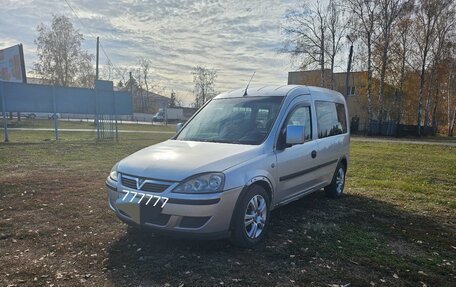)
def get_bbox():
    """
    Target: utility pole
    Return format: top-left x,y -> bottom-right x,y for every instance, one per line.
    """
129,72 -> 133,121
345,35 -> 354,100
129,72 -> 133,93
96,37 -> 100,80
